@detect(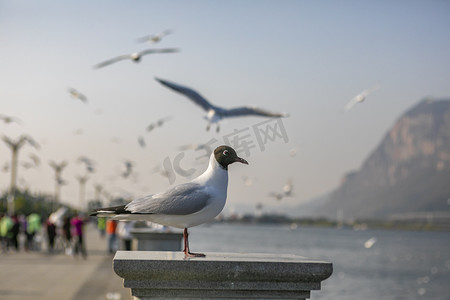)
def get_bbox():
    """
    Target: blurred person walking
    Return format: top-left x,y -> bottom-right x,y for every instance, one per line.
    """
46,217 -> 57,253
117,221 -> 134,251
0,214 -> 13,252
71,212 -> 87,259
97,217 -> 106,238
26,213 -> 42,251
10,214 -> 20,251
62,215 -> 72,255
18,214 -> 28,250
106,219 -> 118,254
